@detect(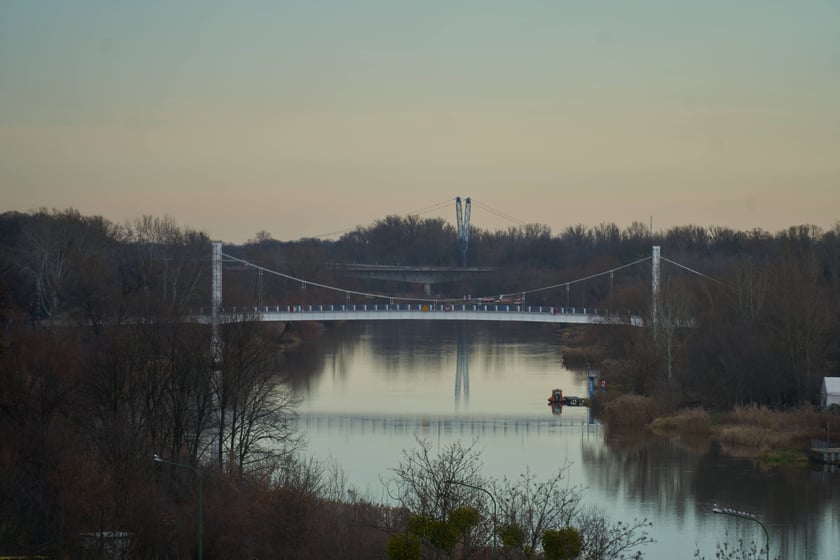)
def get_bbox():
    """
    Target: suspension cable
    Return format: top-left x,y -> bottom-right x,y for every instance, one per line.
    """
223,253 -> 445,303
405,197 -> 458,217
514,256 -> 653,297
224,252 -> 657,304
661,257 -> 722,284
469,198 -> 527,226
